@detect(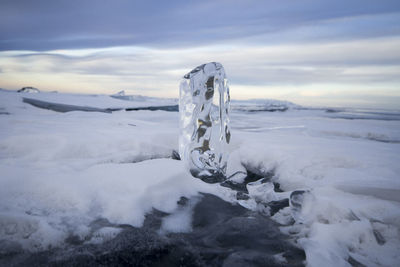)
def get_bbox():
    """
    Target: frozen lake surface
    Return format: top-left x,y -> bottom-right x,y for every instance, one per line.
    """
1,90 -> 399,266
